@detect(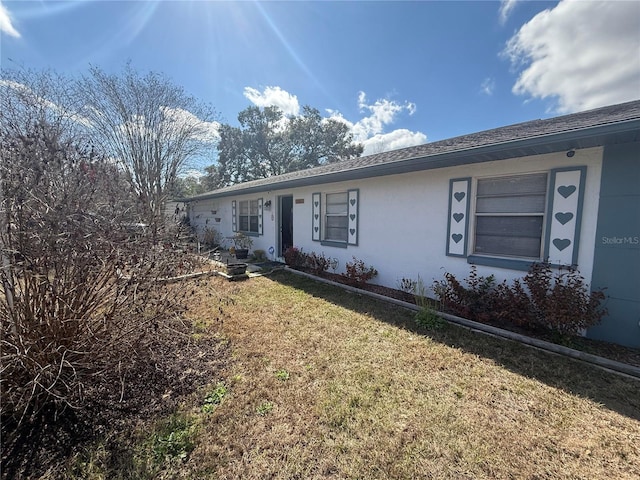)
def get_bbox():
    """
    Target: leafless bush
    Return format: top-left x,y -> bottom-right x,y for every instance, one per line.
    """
0,121 -> 198,438
200,225 -> 223,250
